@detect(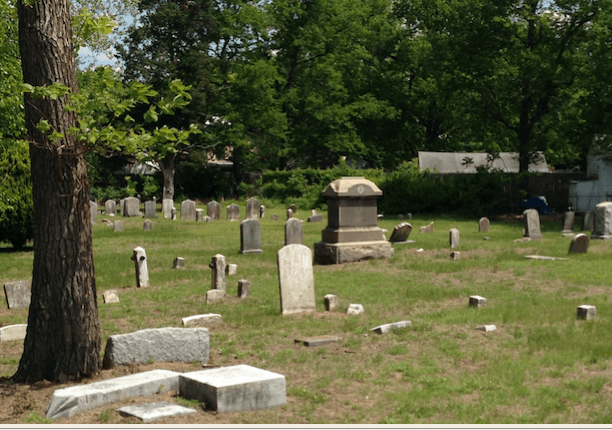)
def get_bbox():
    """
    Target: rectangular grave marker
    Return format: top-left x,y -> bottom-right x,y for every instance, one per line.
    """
277,244 -> 315,315
4,281 -> 31,309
